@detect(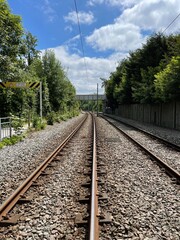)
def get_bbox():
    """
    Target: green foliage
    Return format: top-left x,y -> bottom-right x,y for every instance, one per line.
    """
46,111 -> 55,125
154,56 -> 180,102
21,31 -> 40,66
32,116 -> 47,130
42,50 -> 76,113
0,134 -> 25,149
0,1 -> 80,122
2,137 -> 12,145
0,0 -> 23,81
104,33 -> 180,106
12,117 -> 23,131
79,99 -> 103,112
0,142 -> 4,149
